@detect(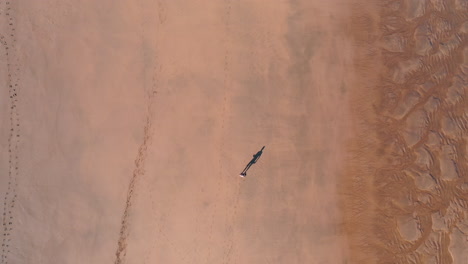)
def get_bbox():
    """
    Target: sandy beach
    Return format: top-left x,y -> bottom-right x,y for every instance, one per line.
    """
0,0 -> 466,263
